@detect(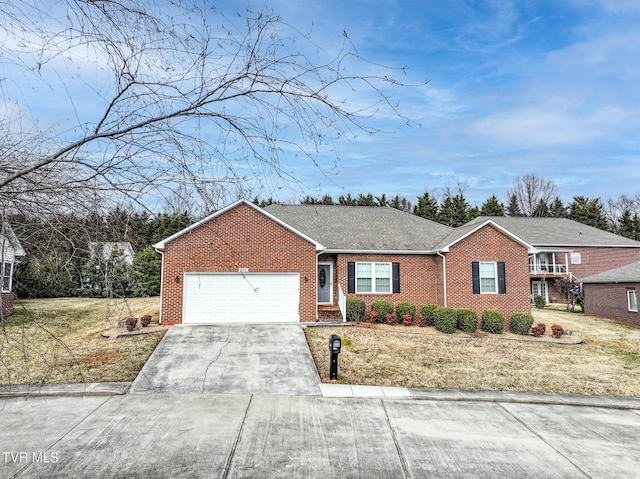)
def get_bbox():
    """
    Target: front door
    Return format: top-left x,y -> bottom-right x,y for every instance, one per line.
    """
532,280 -> 548,302
317,263 -> 333,304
